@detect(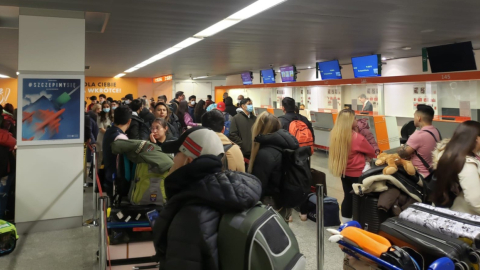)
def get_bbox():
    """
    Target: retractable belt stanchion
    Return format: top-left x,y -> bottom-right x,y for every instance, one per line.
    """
92,146 -> 99,226
316,184 -> 324,270
99,196 -> 109,270
83,144 -> 88,187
